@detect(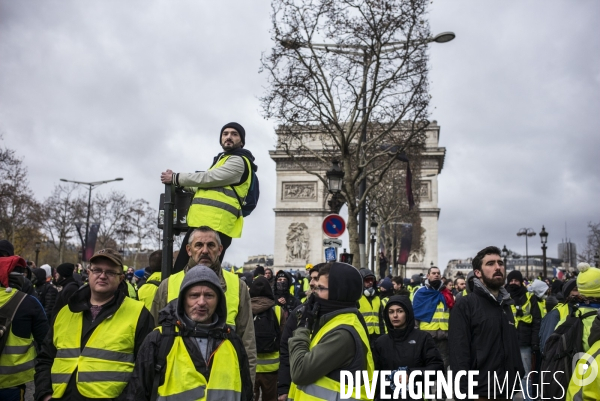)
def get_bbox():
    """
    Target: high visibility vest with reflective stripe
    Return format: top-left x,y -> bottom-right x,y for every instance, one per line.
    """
566,338 -> 600,401
358,295 -> 381,335
138,272 -> 161,310
186,155 -> 252,238
0,291 -> 36,388
126,281 -> 138,299
419,301 -> 449,331
556,306 -> 598,353
157,327 -> 242,401
288,313 -> 374,401
510,292 -> 533,329
51,297 -> 144,398
257,306 -> 282,373
538,299 -> 546,319
167,269 -> 240,329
